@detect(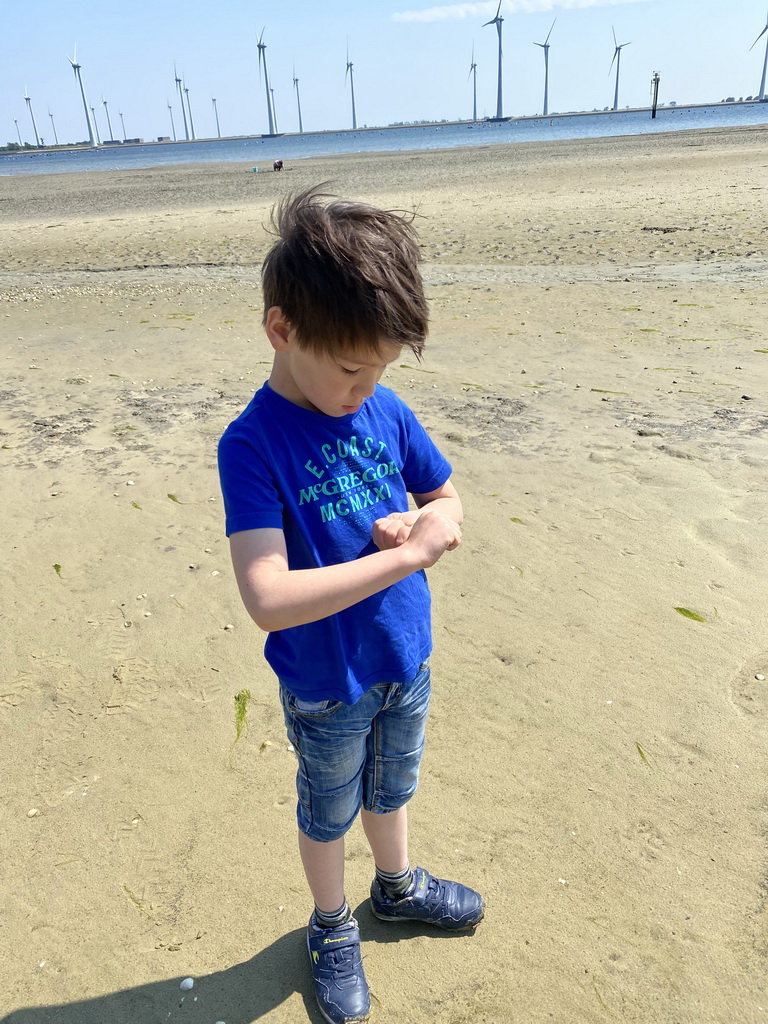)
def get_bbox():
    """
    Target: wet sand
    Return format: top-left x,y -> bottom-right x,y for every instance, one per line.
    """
2,125 -> 768,1024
